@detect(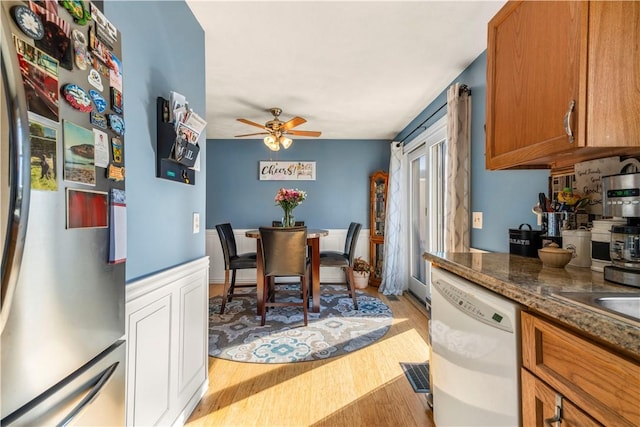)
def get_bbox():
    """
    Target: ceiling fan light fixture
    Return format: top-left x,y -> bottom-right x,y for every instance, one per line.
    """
264,134 -> 279,151
237,108 -> 320,150
280,136 -> 293,149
